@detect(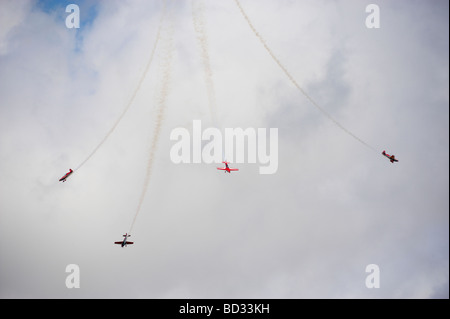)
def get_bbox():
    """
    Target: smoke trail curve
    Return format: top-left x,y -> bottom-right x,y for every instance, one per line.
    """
74,1 -> 168,172
233,0 -> 377,153
128,13 -> 174,235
